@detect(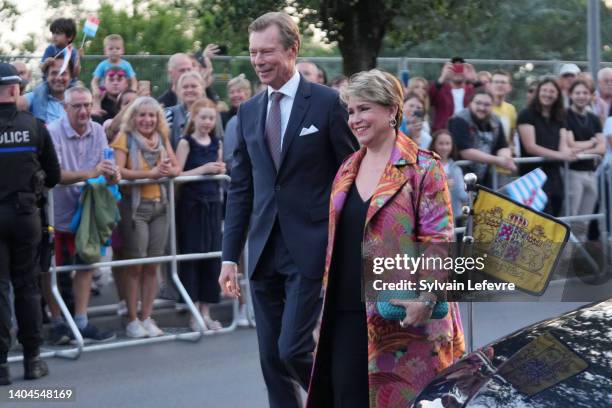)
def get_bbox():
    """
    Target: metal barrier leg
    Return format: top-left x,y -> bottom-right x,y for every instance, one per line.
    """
48,189 -> 83,360
167,178 -> 204,340
598,169 -> 608,270
564,161 -> 571,217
